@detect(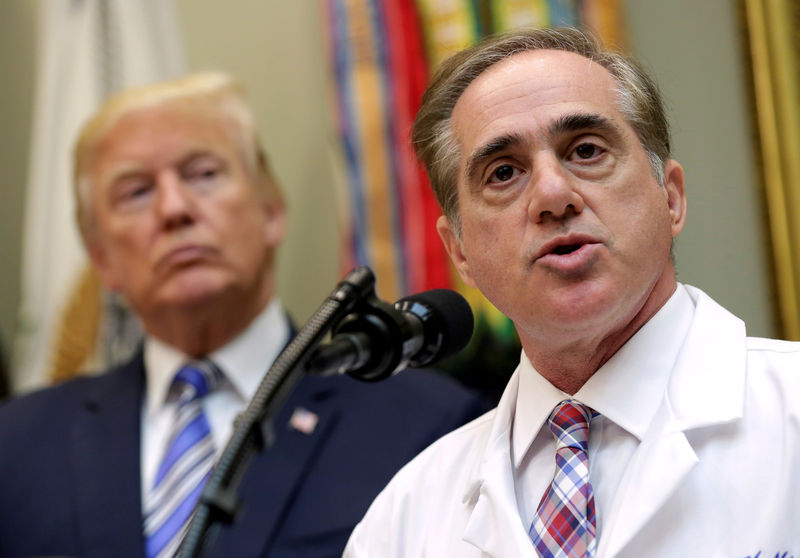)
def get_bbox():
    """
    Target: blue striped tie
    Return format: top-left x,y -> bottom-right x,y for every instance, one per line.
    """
144,360 -> 221,558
